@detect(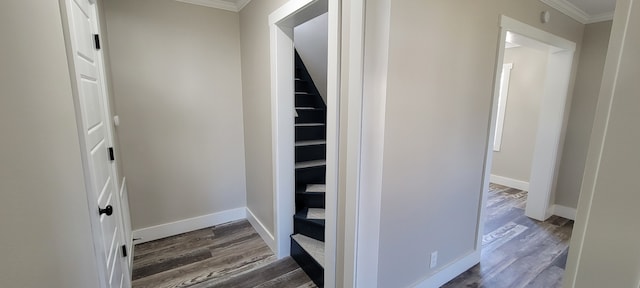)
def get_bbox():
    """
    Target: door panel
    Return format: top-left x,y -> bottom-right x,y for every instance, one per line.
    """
70,2 -> 93,60
81,79 -> 102,131
64,0 -> 129,287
